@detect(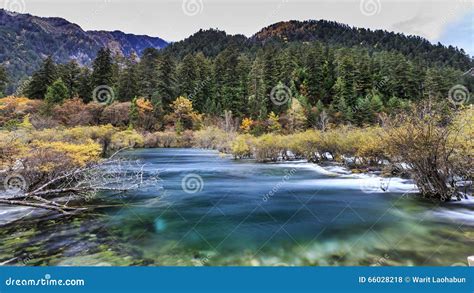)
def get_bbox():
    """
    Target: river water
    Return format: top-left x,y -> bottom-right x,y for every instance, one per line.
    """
0,148 -> 473,266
